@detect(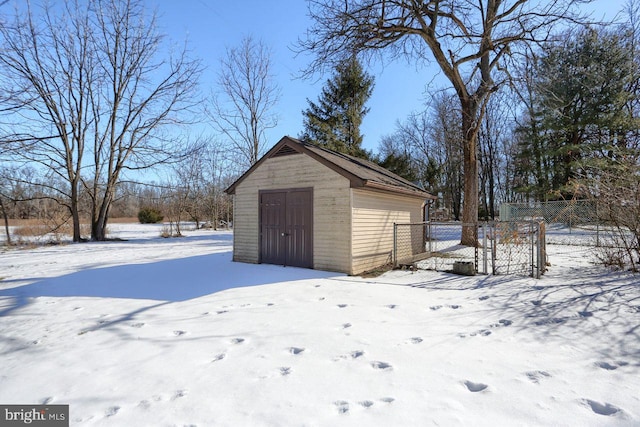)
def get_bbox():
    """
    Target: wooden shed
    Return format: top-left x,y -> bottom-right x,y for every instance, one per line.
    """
225,136 -> 435,275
